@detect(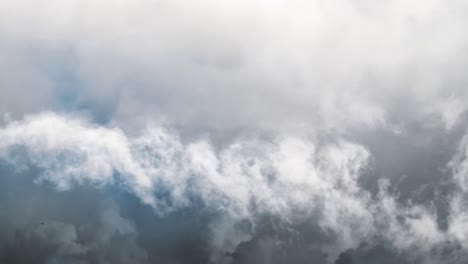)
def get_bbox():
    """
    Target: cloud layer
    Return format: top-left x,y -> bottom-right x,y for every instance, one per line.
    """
2,0 -> 468,132
2,0 -> 468,263
0,112 -> 467,263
